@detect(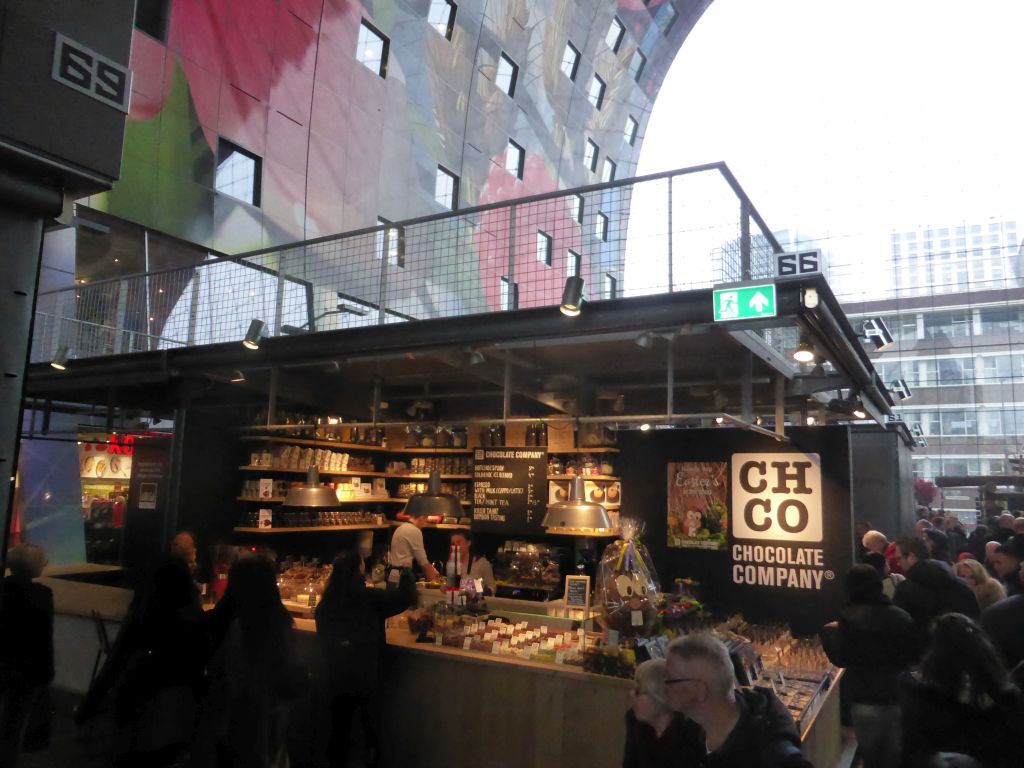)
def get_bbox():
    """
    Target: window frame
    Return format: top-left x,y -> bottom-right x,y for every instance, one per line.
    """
435,165 -> 459,211
537,230 -> 553,266
567,248 -> 581,278
427,0 -> 458,40
588,74 -> 606,110
215,138 -> 262,207
506,138 -> 525,180
357,19 -> 390,78
629,49 -> 647,82
625,115 -> 639,146
584,139 -> 599,173
496,53 -> 519,97
606,17 -> 625,53
376,217 -> 405,268
601,157 -> 617,183
561,41 -> 581,81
